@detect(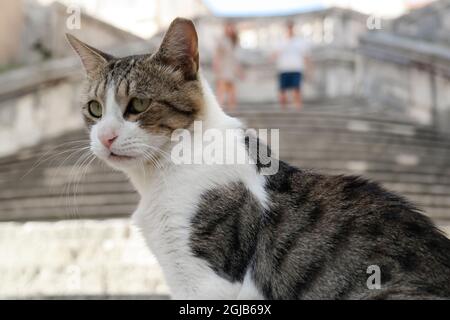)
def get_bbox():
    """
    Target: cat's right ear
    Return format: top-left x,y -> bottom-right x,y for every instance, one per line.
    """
155,18 -> 199,80
66,34 -> 112,78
